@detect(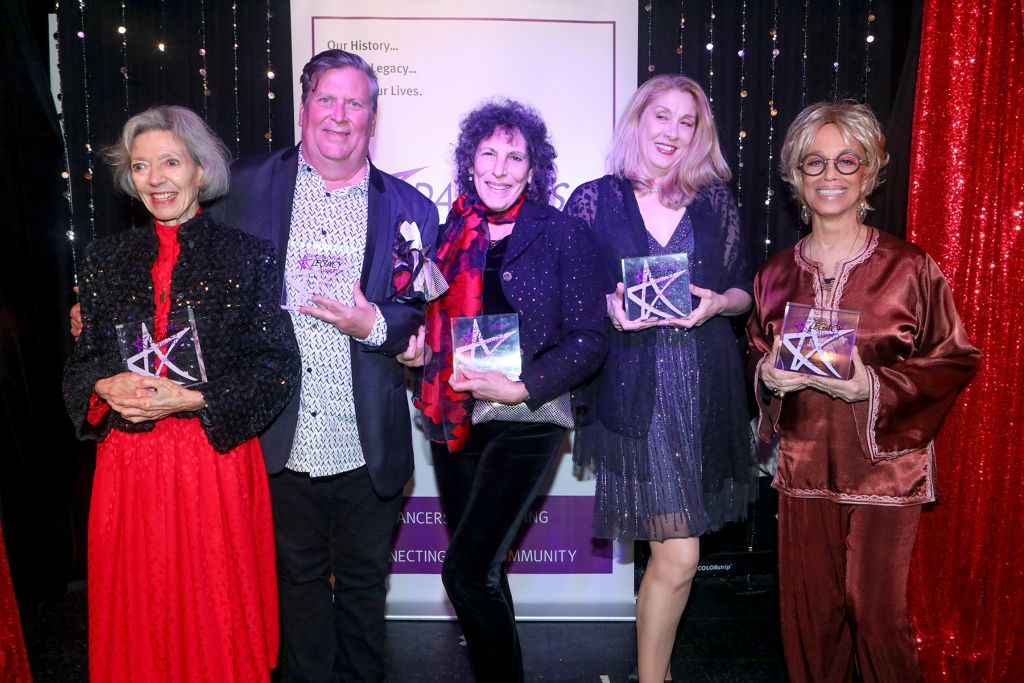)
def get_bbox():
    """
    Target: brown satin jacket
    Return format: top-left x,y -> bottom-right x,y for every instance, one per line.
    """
747,228 -> 980,505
